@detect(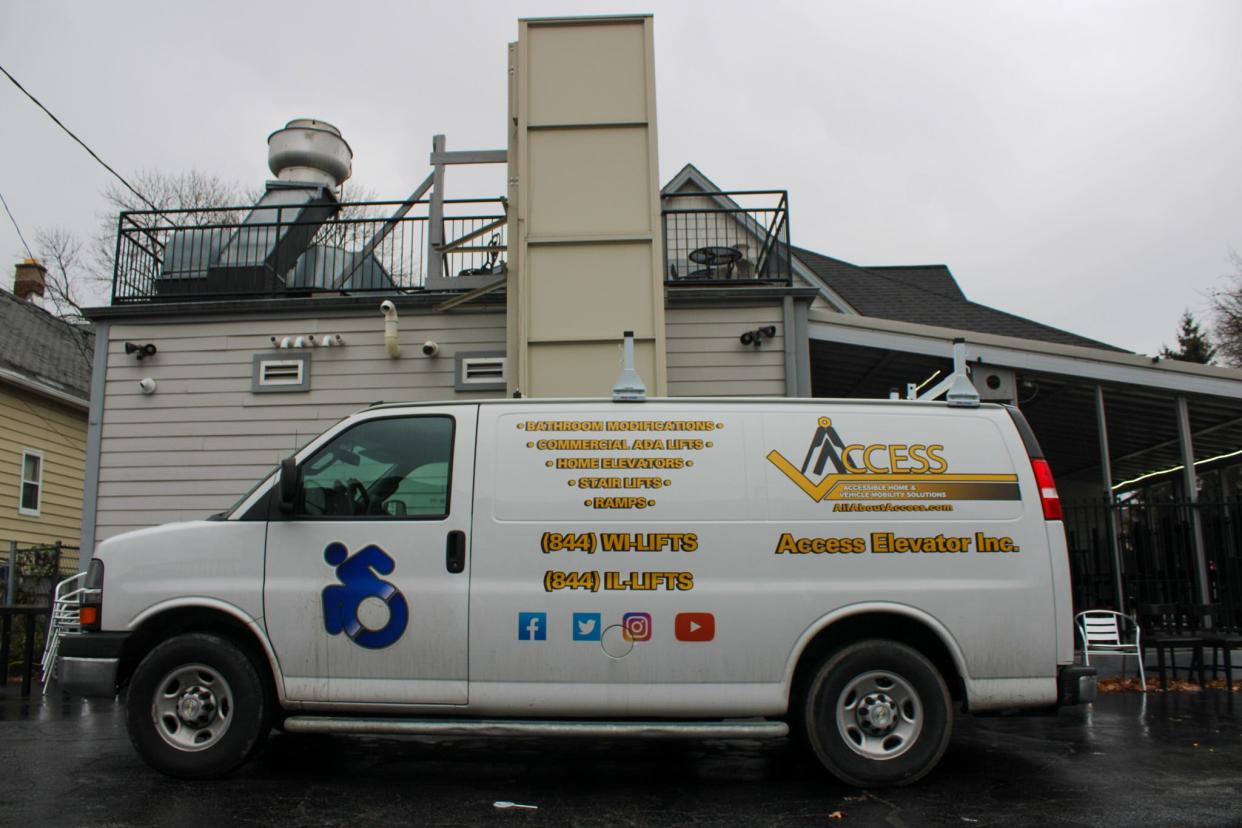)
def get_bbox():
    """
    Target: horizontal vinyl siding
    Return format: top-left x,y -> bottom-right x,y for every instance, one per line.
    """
665,305 -> 786,397
0,385 -> 88,546
96,309 -> 505,541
